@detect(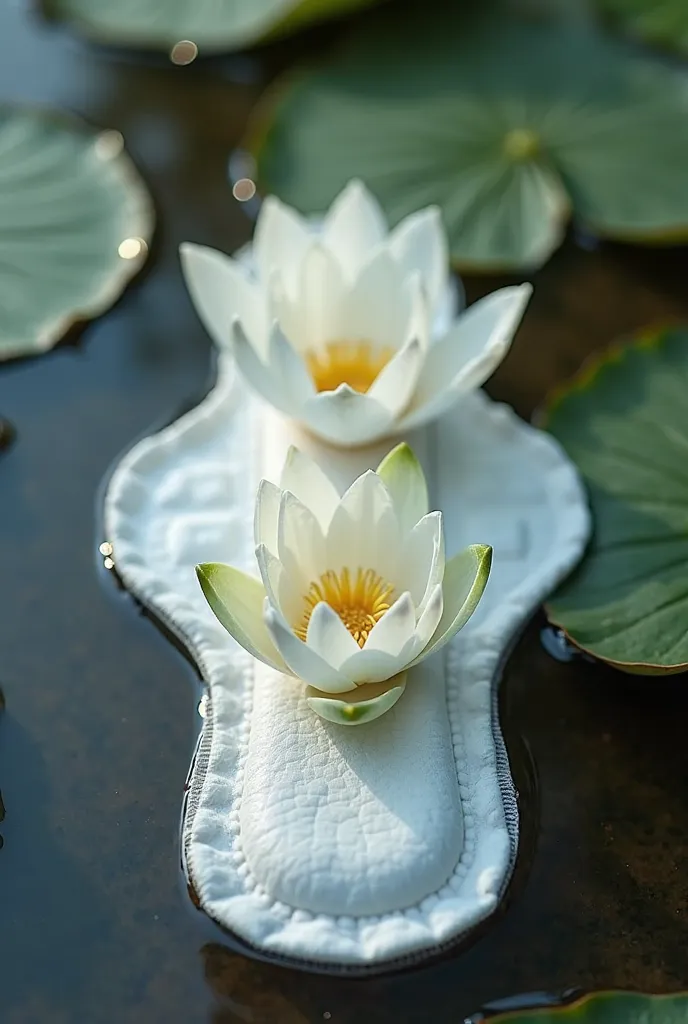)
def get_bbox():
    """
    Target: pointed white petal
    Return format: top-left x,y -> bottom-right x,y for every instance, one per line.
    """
399,284 -> 533,431
364,592 -> 416,658
306,601 -> 360,670
254,479 -> 281,554
279,446 -> 340,532
277,490 -> 326,587
296,242 -> 347,352
300,385 -> 393,447
410,545 -> 492,666
367,336 -> 423,416
322,180 -> 388,280
388,206 -> 448,316
180,243 -> 266,353
196,563 -> 288,673
345,248 -> 407,349
255,543 -> 301,625
264,602 -> 356,693
253,195 -> 311,297
267,321 -> 316,404
307,675 -> 407,726
326,469 -> 401,582
400,511 -> 445,611
410,582 -> 444,657
338,646 -> 407,684
376,443 -> 429,536
230,320 -> 296,416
